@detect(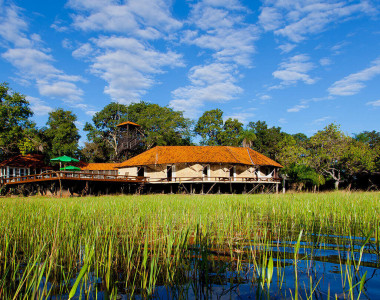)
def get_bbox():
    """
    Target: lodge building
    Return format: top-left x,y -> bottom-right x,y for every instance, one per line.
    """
118,146 -> 282,183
